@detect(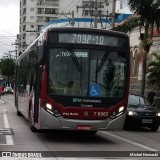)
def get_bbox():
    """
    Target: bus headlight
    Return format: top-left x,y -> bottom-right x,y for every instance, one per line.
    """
46,103 -> 52,110
110,106 -> 125,119
45,103 -> 61,117
119,106 -> 124,113
156,112 -> 160,117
